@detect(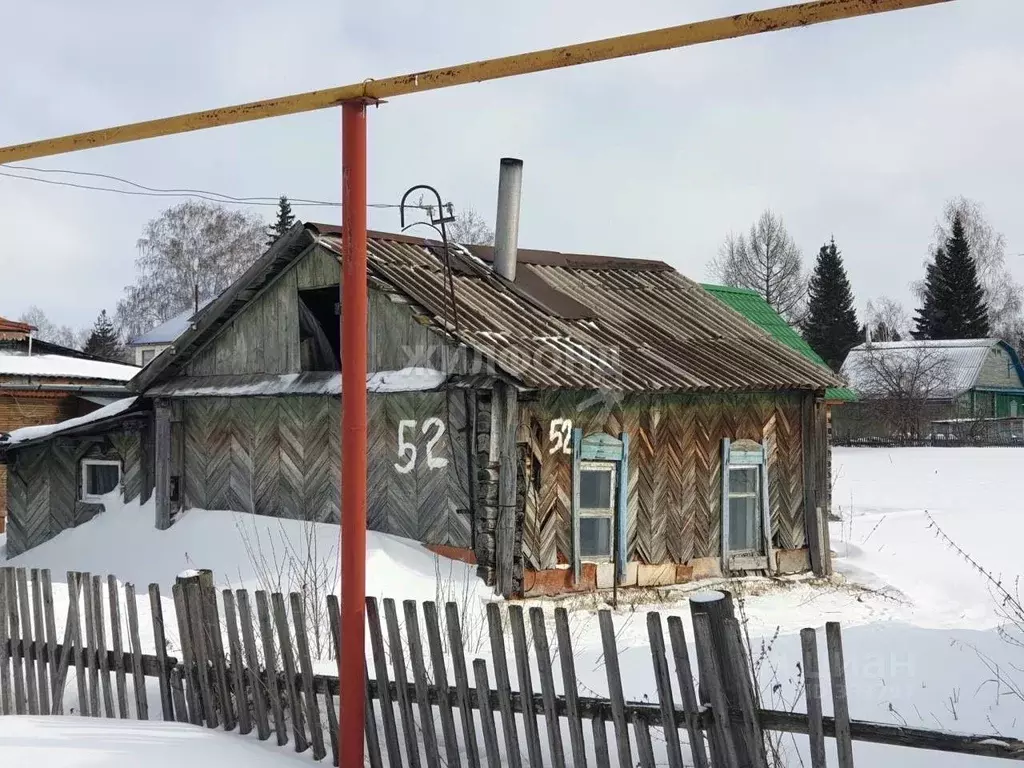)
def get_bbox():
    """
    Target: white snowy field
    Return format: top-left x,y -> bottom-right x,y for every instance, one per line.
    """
0,716 -> 309,767
1,446 -> 1022,766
